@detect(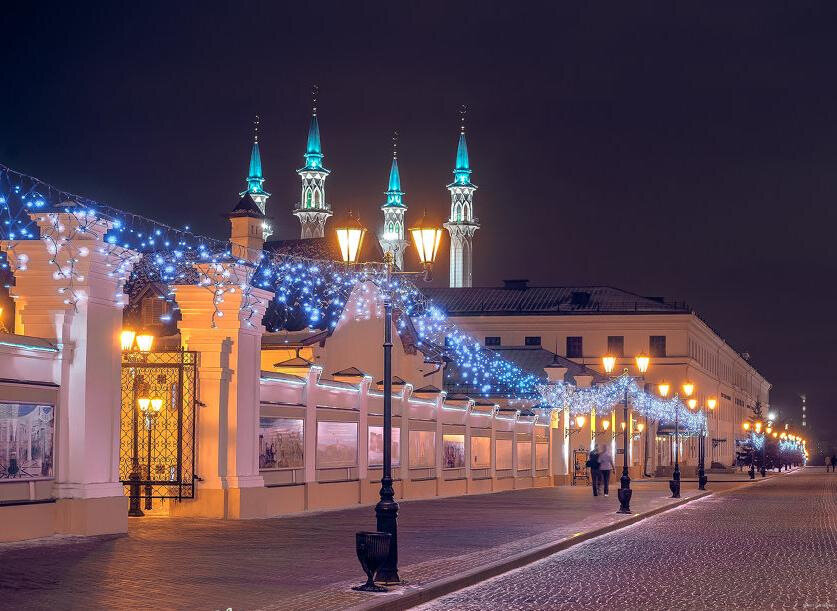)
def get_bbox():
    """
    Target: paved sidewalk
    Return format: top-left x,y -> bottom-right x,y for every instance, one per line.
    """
0,478 -> 752,610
